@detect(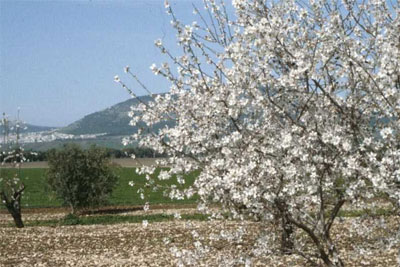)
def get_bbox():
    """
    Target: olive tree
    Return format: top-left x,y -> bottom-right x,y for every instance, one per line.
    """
116,0 -> 399,265
47,144 -> 118,214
